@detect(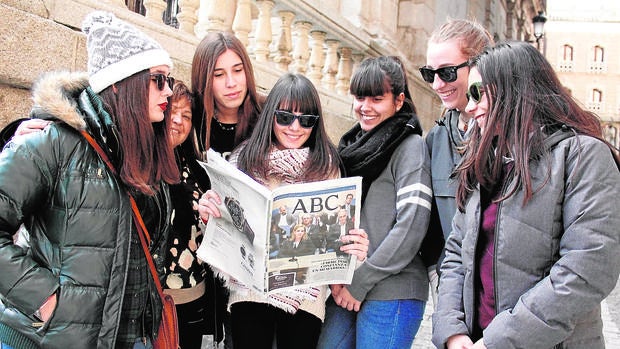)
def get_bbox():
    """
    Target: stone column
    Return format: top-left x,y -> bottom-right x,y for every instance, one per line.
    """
307,30 -> 326,87
336,47 -> 353,95
177,0 -> 199,34
105,0 -> 127,7
232,0 -> 253,47
254,0 -> 274,62
143,0 -> 167,23
291,21 -> 312,74
321,39 -> 339,90
273,11 -> 295,71
352,52 -> 365,75
195,0 -> 228,38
